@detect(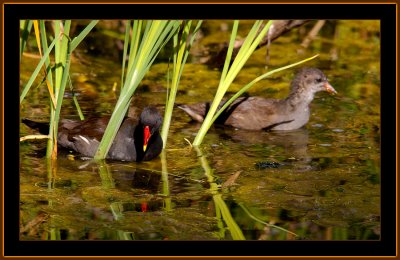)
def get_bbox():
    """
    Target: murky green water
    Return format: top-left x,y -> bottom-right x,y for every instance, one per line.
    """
20,20 -> 380,240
